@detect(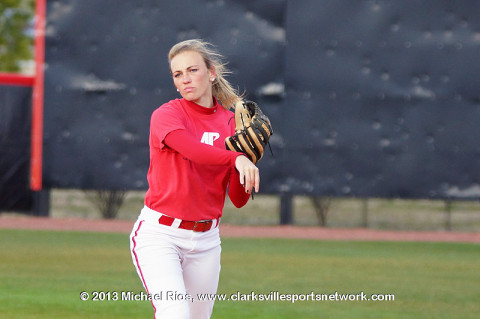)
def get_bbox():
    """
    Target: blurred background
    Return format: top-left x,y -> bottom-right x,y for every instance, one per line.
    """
1,0 -> 480,231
